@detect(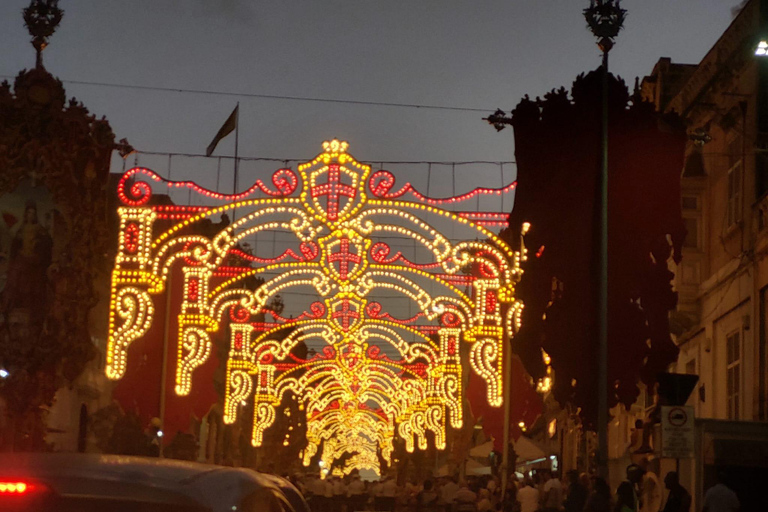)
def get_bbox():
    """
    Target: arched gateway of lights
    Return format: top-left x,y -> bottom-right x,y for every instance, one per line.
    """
106,140 -> 525,476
